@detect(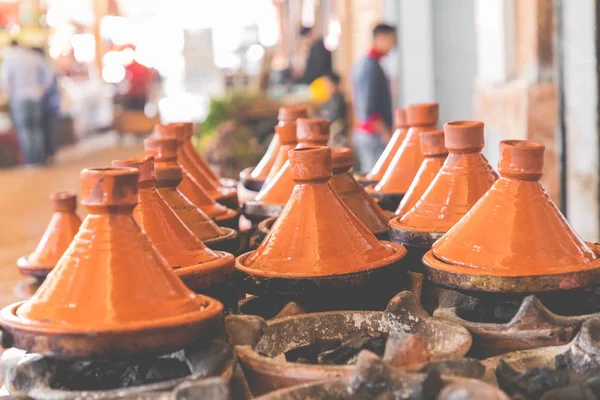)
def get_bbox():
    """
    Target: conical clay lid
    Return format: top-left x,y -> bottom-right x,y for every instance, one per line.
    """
249,134 -> 280,180
396,121 -> 498,233
371,103 -> 439,194
144,137 -> 227,241
264,123 -> 298,184
329,147 -> 390,235
239,147 -> 406,278
395,129 -> 447,216
366,108 -> 409,182
5,168 -> 222,341
112,155 -> 234,273
18,192 -> 82,275
431,140 -> 599,277
296,118 -> 330,147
